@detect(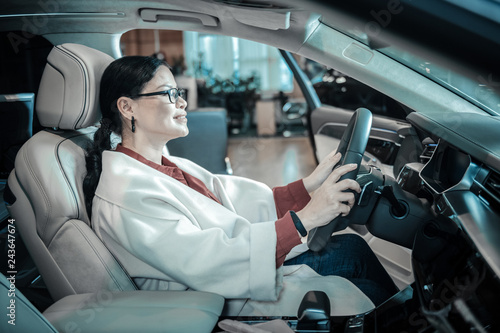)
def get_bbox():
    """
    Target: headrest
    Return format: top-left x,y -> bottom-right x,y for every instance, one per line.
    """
36,44 -> 114,130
